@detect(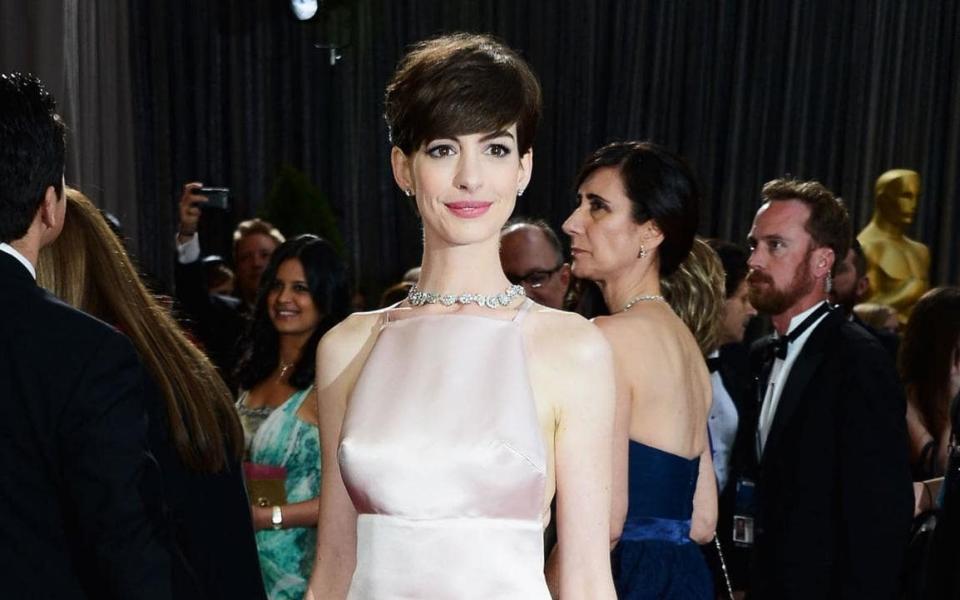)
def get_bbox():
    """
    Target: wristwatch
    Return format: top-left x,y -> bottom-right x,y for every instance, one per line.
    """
271,505 -> 283,530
